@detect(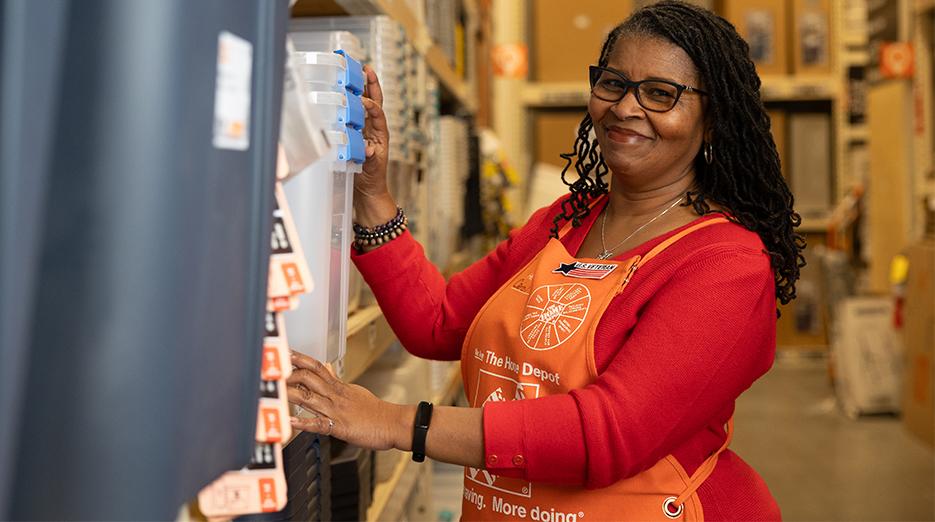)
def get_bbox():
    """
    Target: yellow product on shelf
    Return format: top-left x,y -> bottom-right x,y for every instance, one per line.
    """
455,22 -> 465,78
